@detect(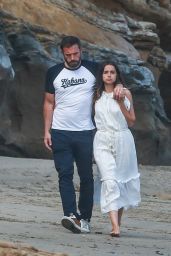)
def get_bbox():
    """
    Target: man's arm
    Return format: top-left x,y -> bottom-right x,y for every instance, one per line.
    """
43,93 -> 55,150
